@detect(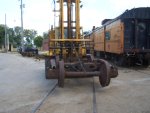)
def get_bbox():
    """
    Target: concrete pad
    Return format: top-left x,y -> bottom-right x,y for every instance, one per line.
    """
94,68 -> 150,113
35,66 -> 150,113
1,53 -> 150,113
0,53 -> 57,113
36,78 -> 94,113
